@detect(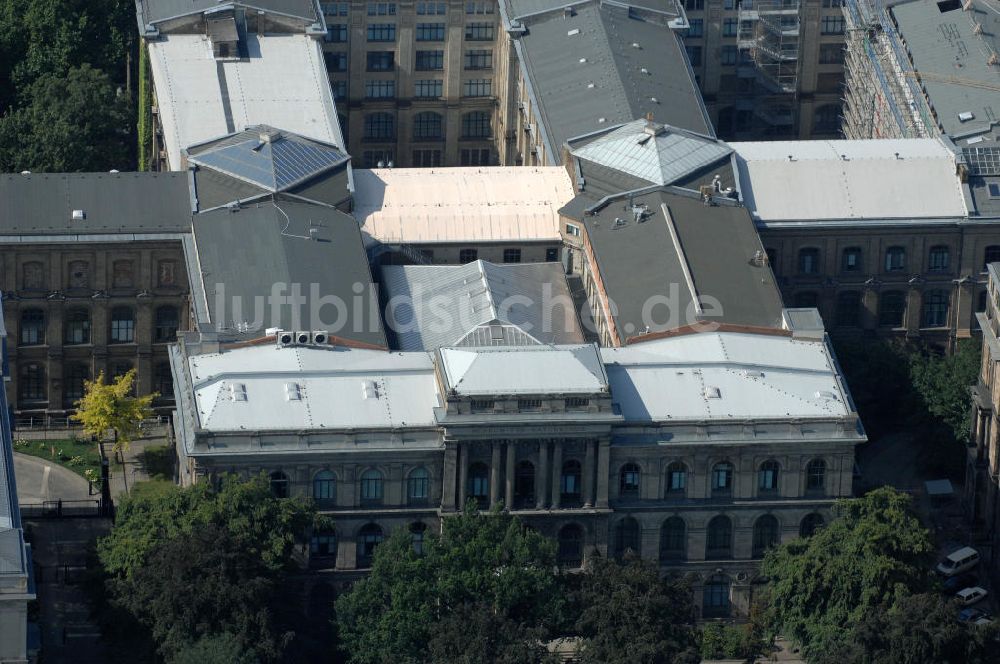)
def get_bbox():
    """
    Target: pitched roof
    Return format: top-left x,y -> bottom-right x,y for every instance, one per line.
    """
438,344 -> 608,396
380,261 -> 585,351
137,0 -> 321,29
